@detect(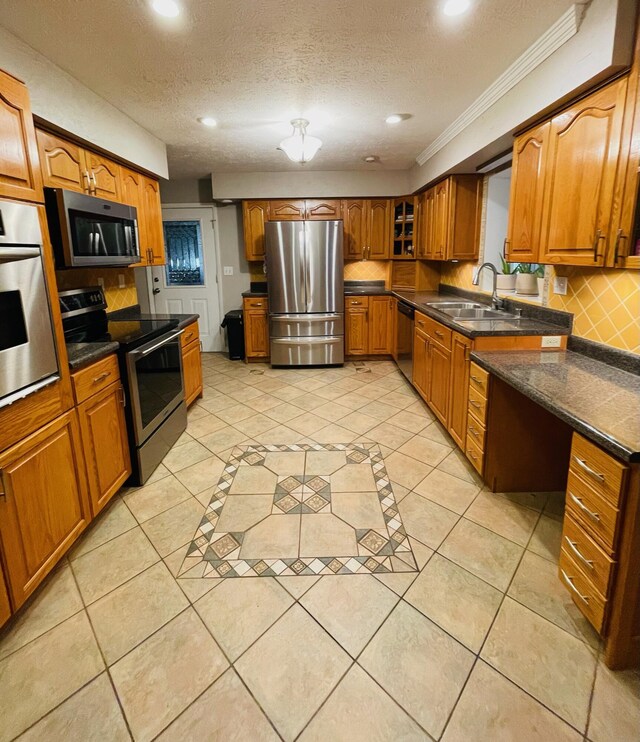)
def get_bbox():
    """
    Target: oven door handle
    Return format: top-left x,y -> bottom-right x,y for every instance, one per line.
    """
0,246 -> 41,263
130,330 -> 183,358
